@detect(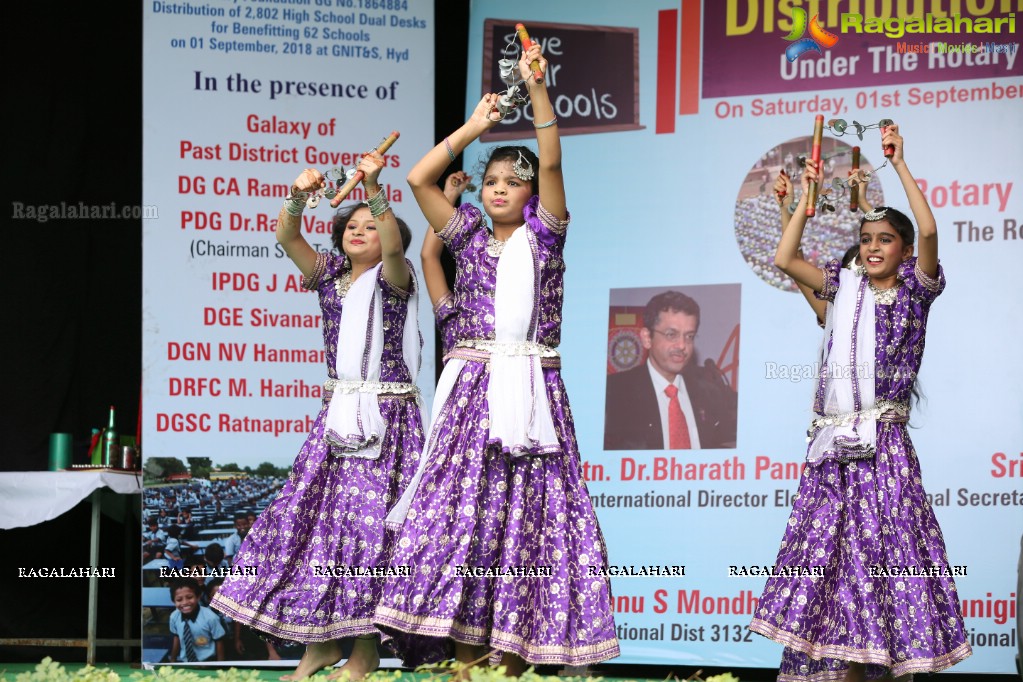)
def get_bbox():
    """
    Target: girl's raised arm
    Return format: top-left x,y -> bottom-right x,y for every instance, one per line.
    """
421,171 -> 467,306
885,123 -> 937,277
776,171 -> 827,322
775,160 -> 826,293
521,44 -> 565,220
359,151 -> 410,291
277,169 -> 327,278
408,96 -> 499,232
